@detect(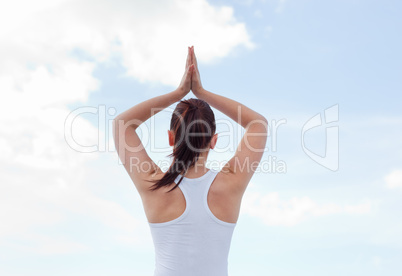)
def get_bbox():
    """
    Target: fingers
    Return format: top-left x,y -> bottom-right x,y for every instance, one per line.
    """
188,64 -> 194,76
185,46 -> 191,69
190,46 -> 193,65
185,64 -> 194,78
185,46 -> 198,72
191,46 -> 198,68
185,46 -> 197,82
